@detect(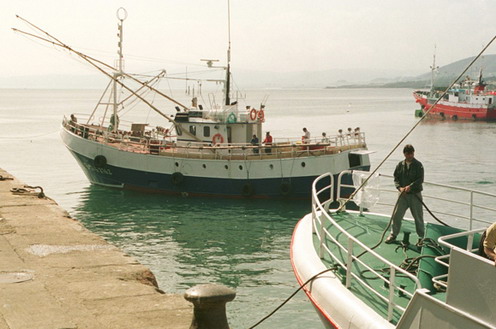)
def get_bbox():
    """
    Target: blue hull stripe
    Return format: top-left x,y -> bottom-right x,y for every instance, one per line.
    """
71,151 -> 370,199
